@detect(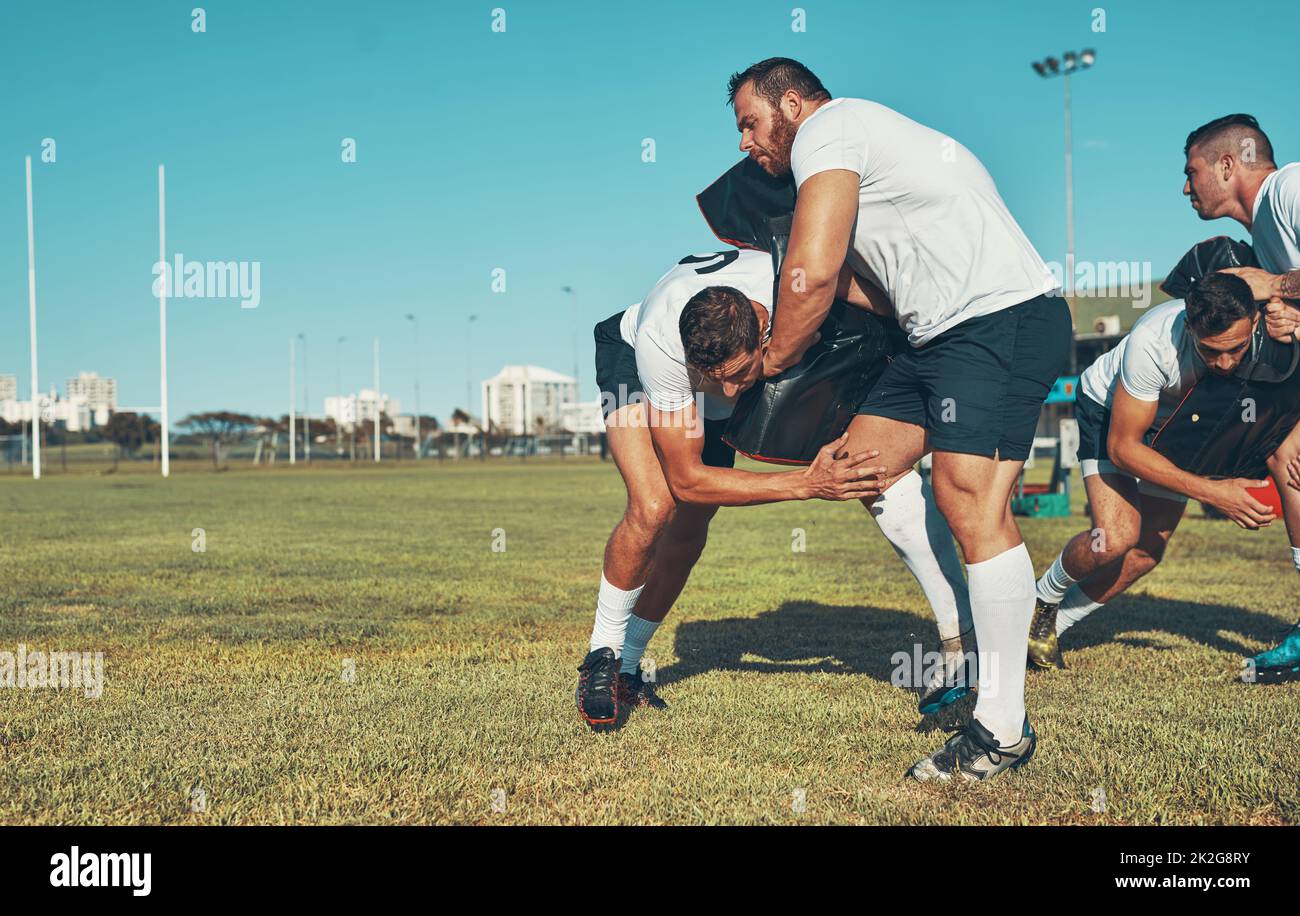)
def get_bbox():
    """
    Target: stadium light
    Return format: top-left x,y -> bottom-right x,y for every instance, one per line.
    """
373,337 -> 380,463
24,157 -> 40,480
336,336 -> 346,456
289,336 -> 296,464
406,314 -> 420,460
1031,48 -> 1098,309
466,314 -> 478,416
298,332 -> 310,463
562,286 -> 579,397
158,165 -> 170,478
